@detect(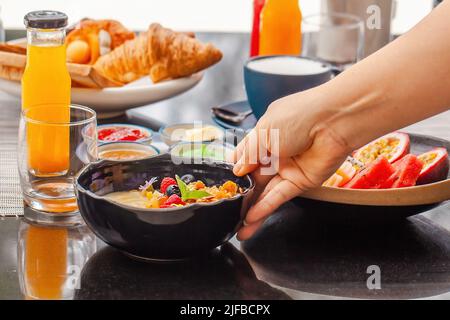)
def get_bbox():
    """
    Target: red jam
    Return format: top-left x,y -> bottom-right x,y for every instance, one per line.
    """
98,127 -> 148,142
